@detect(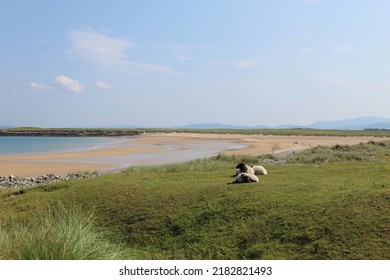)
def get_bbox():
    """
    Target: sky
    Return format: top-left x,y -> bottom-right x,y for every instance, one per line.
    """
1,0 -> 390,128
